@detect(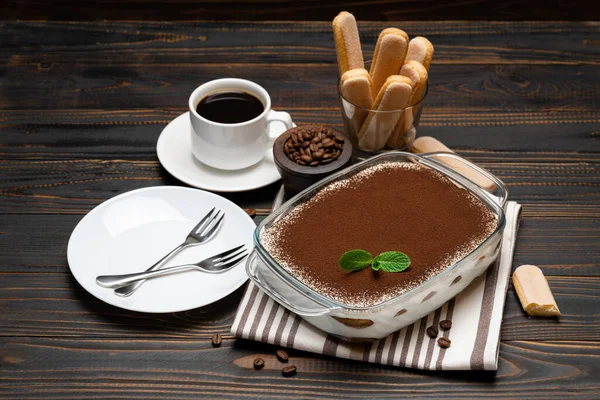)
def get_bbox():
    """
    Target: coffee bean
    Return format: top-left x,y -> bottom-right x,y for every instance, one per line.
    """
322,153 -> 332,160
334,142 -> 343,150
312,150 -> 324,160
326,131 -> 335,138
322,138 -> 334,148
438,337 -> 451,348
300,155 -> 313,163
302,141 -> 310,148
311,136 -> 320,144
426,326 -> 438,338
211,333 -> 222,347
310,143 -> 319,152
334,135 -> 345,143
276,349 -> 289,362
439,320 -> 452,330
309,161 -> 319,166
321,158 -> 333,164
332,150 -> 341,159
291,133 -> 299,144
253,357 -> 265,370
317,142 -> 323,149
282,365 -> 297,377
284,146 -> 290,156
296,160 -> 307,166
303,132 -> 311,141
